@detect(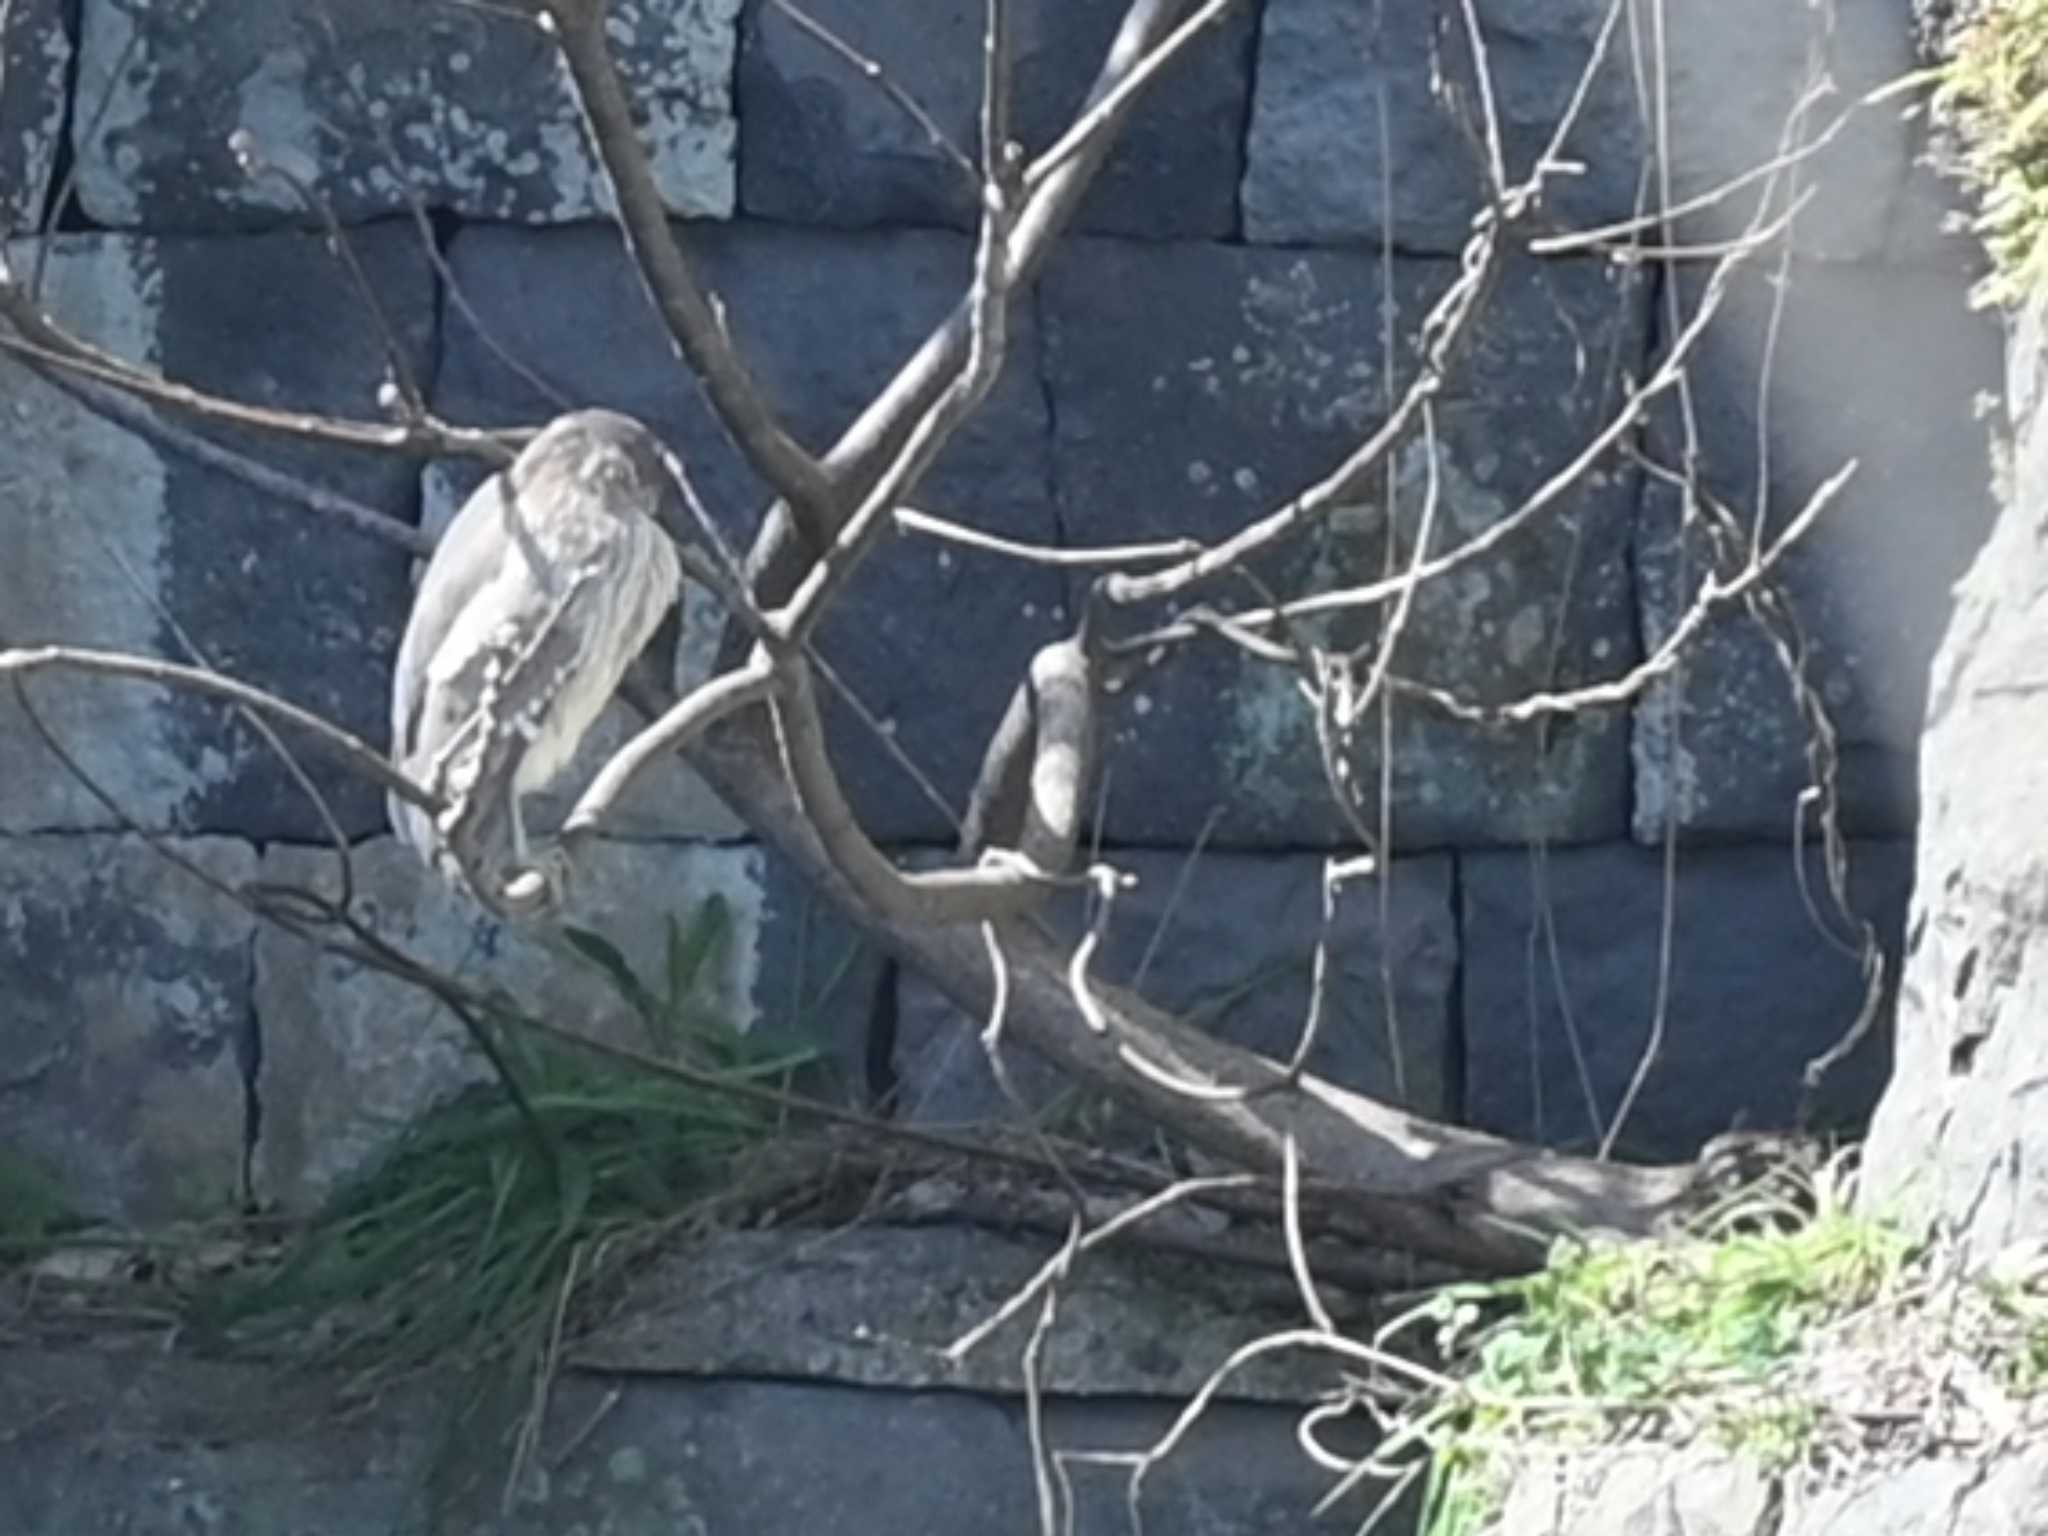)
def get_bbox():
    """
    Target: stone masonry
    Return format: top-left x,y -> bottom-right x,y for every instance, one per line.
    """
0,0 -> 1994,1218
0,0 -> 2003,1528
